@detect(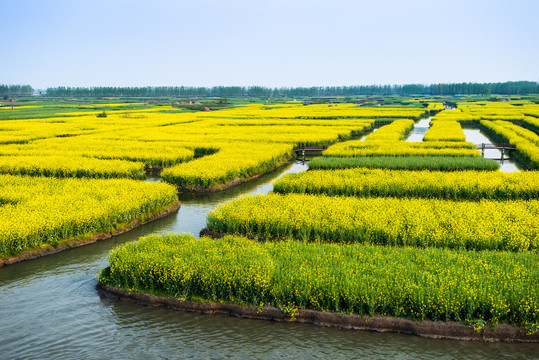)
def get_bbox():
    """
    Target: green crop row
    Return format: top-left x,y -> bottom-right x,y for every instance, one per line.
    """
308,156 -> 500,171
99,234 -> 539,330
